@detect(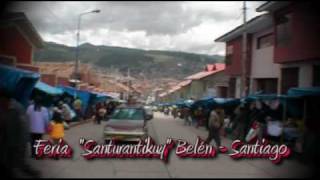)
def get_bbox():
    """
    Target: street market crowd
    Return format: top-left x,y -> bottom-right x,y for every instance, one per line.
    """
0,89 -> 120,178
160,101 -> 290,147
157,96 -> 320,174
